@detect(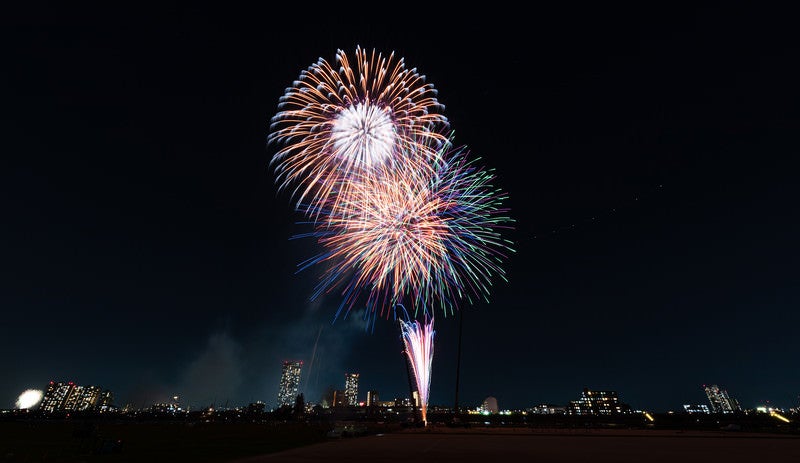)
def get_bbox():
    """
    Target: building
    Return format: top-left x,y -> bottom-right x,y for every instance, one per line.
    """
277,360 -> 303,408
332,389 -> 348,407
566,388 -> 632,415
366,390 -> 379,407
247,401 -> 266,414
344,373 -> 359,406
683,403 -> 711,414
529,404 -> 567,415
39,381 -> 111,413
481,396 -> 499,414
40,381 -> 73,413
703,384 -> 741,413
394,397 -> 414,407
64,385 -> 102,411
97,390 -> 114,412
